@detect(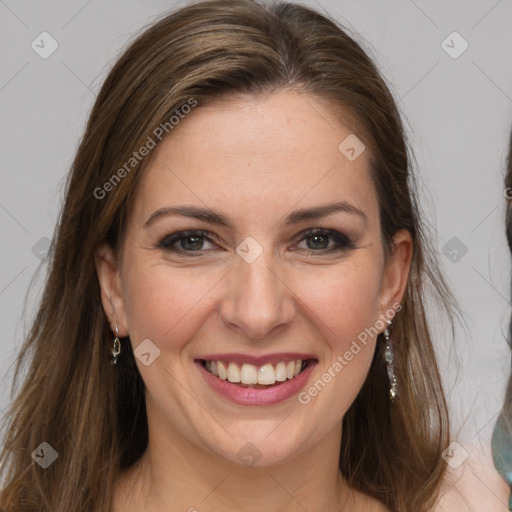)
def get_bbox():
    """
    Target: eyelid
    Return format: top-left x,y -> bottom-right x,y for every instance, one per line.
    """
156,229 -> 218,252
292,228 -> 354,251
156,227 -> 354,255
